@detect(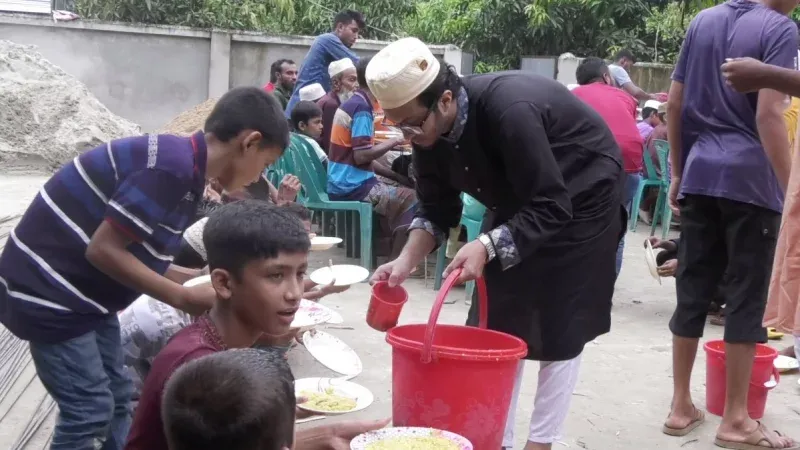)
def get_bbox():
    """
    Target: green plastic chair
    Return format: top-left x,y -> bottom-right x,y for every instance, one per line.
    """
432,193 -> 486,299
650,140 -> 673,239
629,142 -> 663,231
282,133 -> 375,269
